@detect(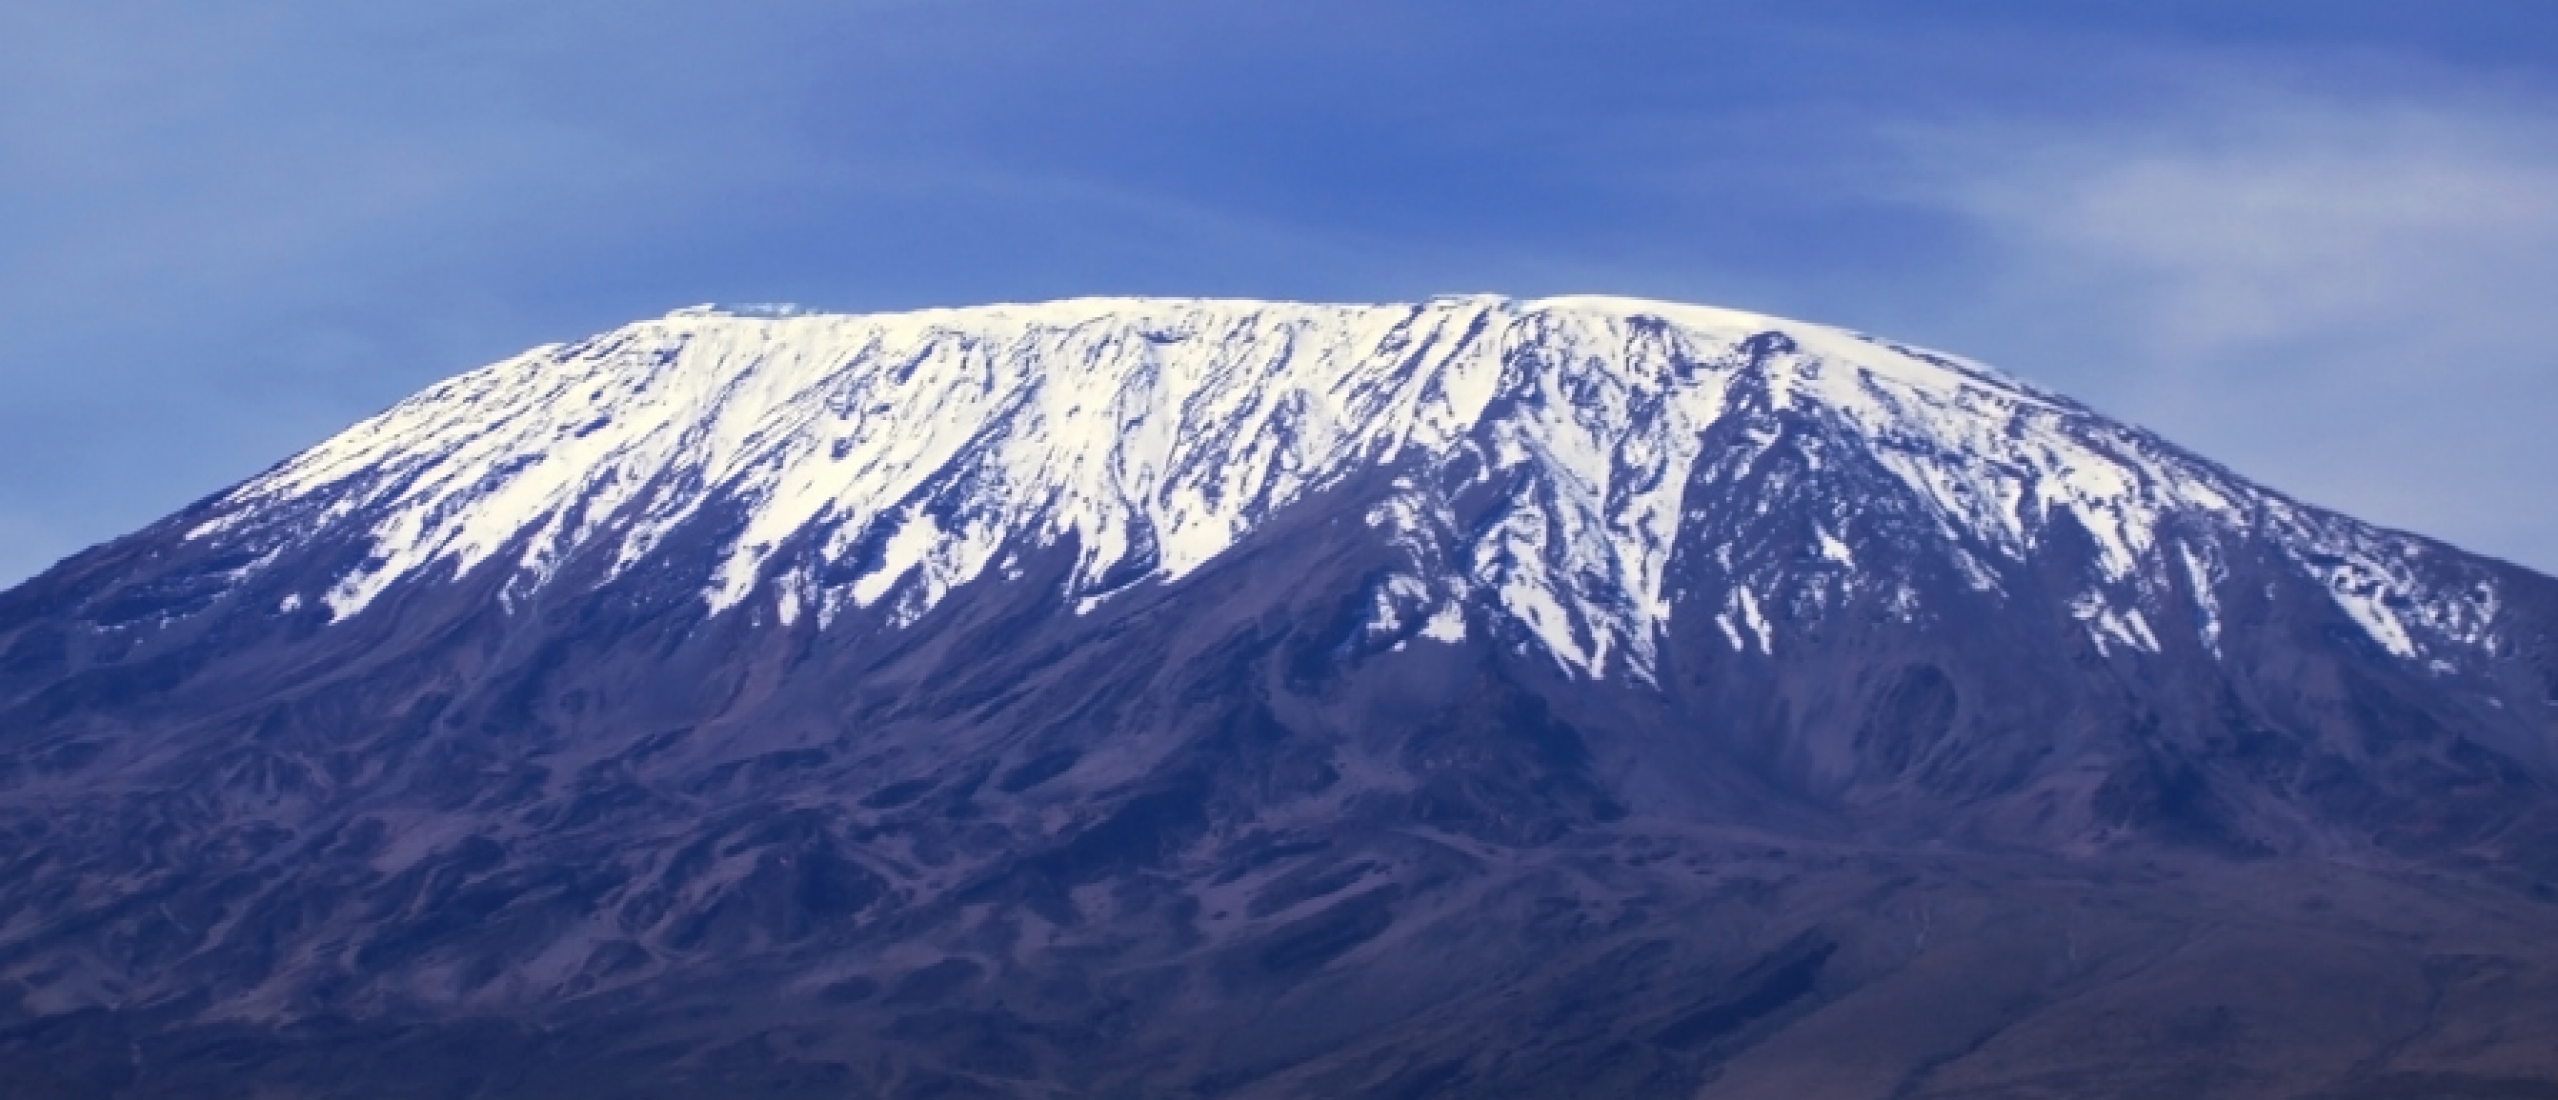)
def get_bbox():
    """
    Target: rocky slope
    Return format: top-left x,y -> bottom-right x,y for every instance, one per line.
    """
3,296 -> 2557,1098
